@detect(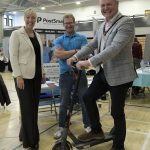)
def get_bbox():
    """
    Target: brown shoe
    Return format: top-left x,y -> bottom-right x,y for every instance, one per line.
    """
78,130 -> 104,142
